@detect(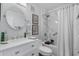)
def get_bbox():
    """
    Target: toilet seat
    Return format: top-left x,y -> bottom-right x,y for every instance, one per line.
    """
39,46 -> 52,53
39,46 -> 53,56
